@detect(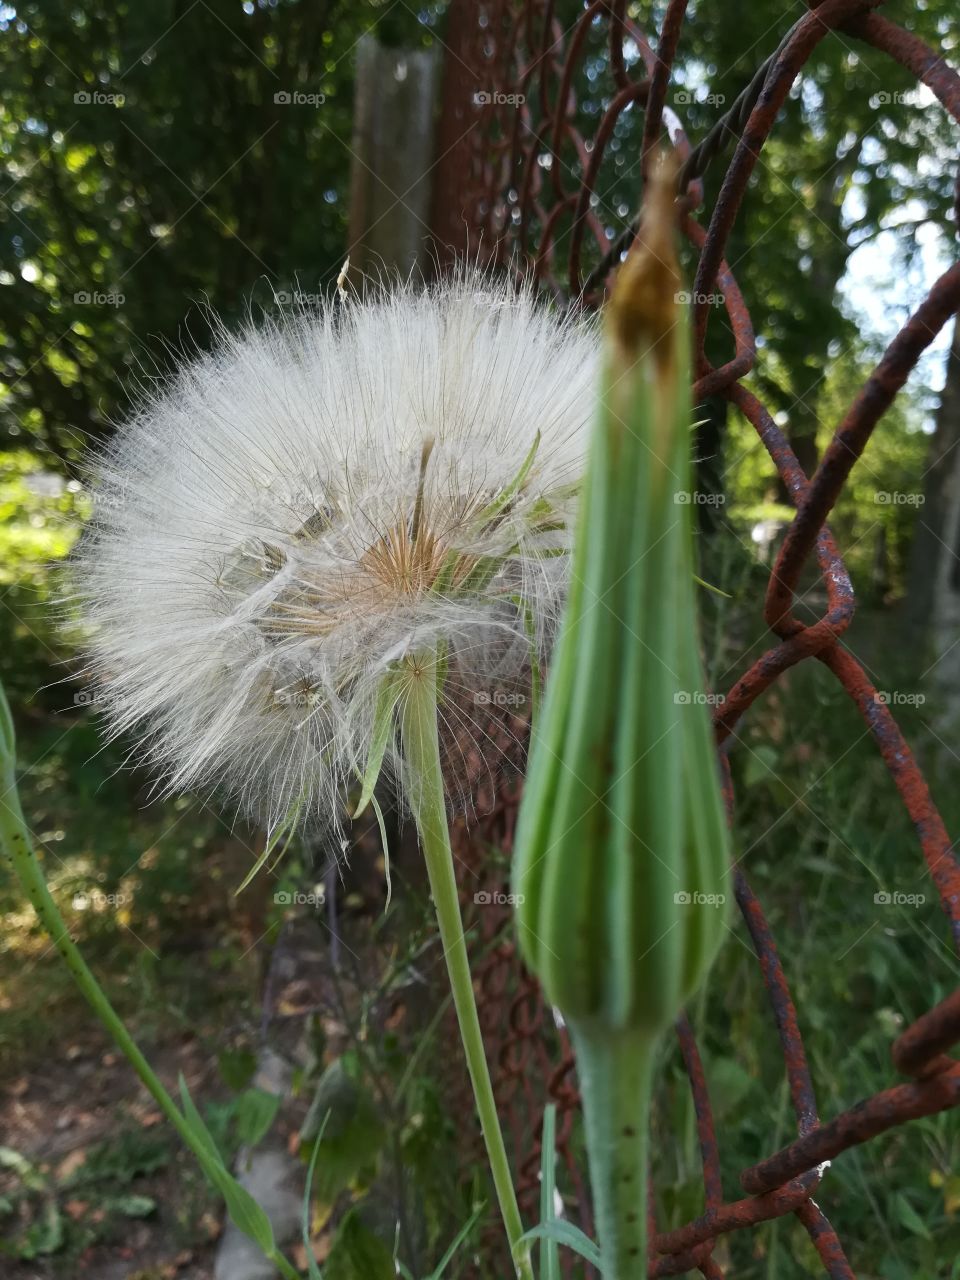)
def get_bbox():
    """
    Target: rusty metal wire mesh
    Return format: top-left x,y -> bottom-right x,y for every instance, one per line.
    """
430,1 -> 960,1275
